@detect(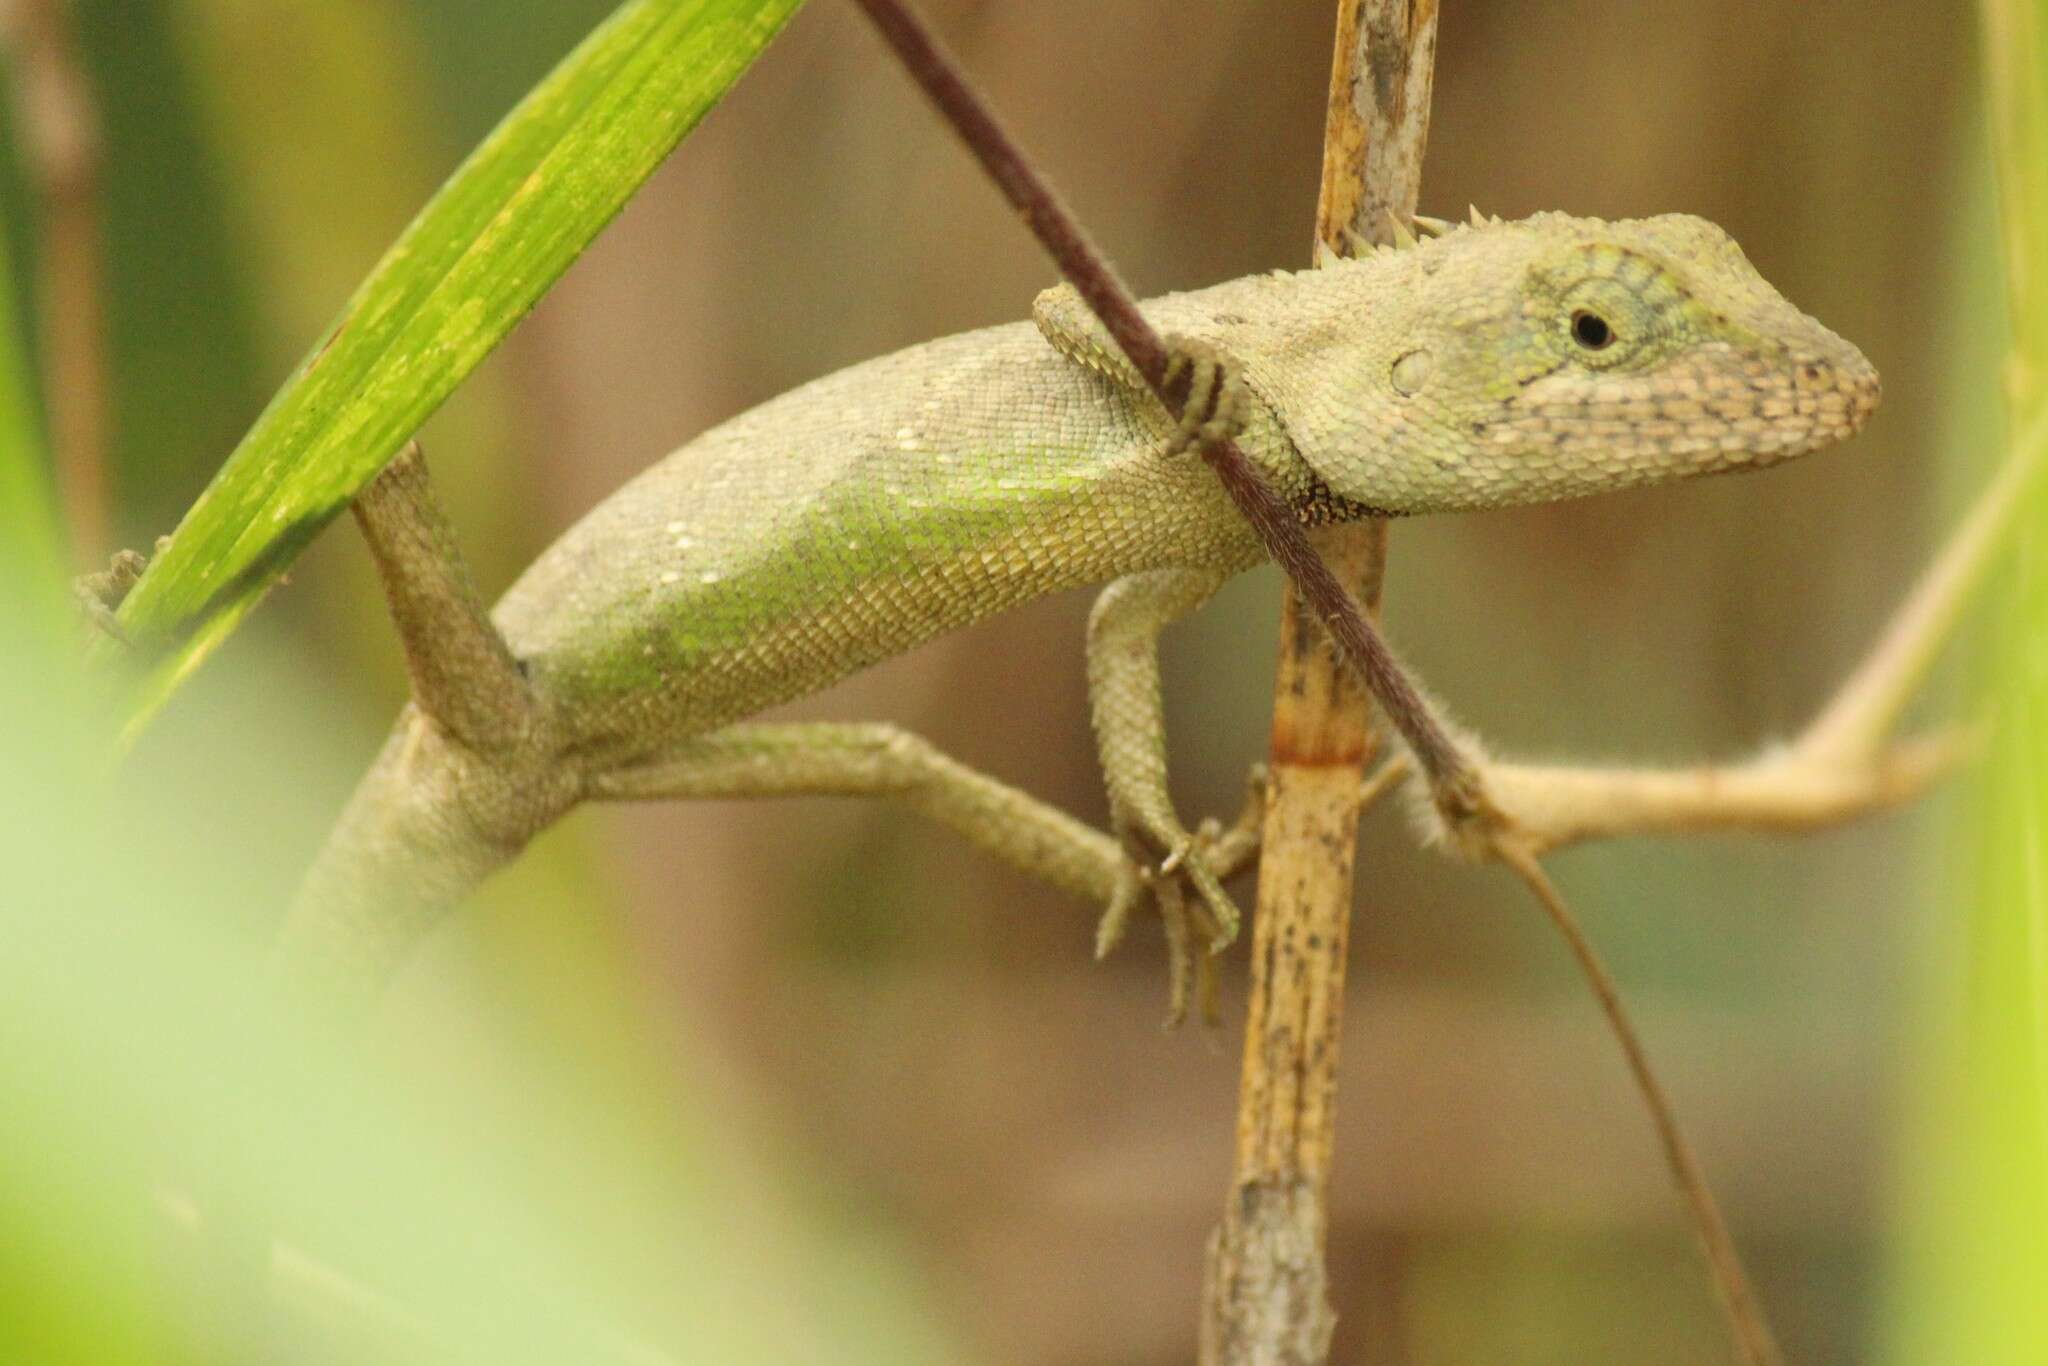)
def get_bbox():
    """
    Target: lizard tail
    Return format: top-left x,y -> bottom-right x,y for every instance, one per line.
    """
271,704 -> 573,1026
